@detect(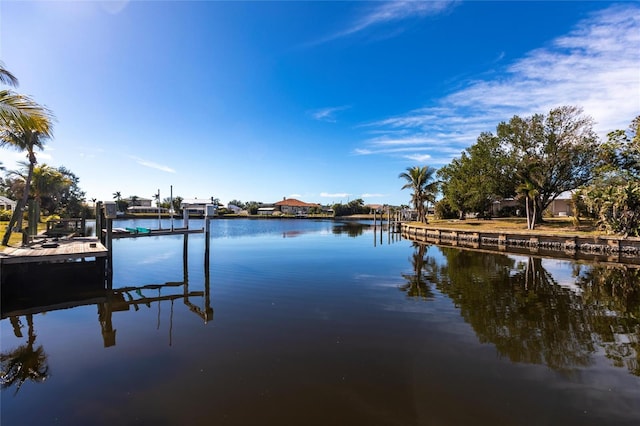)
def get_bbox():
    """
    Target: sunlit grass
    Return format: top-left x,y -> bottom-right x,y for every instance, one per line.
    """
419,216 -> 603,236
0,221 -> 47,249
